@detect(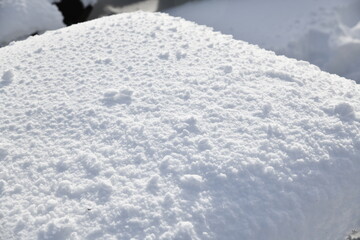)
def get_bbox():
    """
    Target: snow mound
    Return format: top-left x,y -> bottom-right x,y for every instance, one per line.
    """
167,0 -> 360,83
0,11 -> 360,240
